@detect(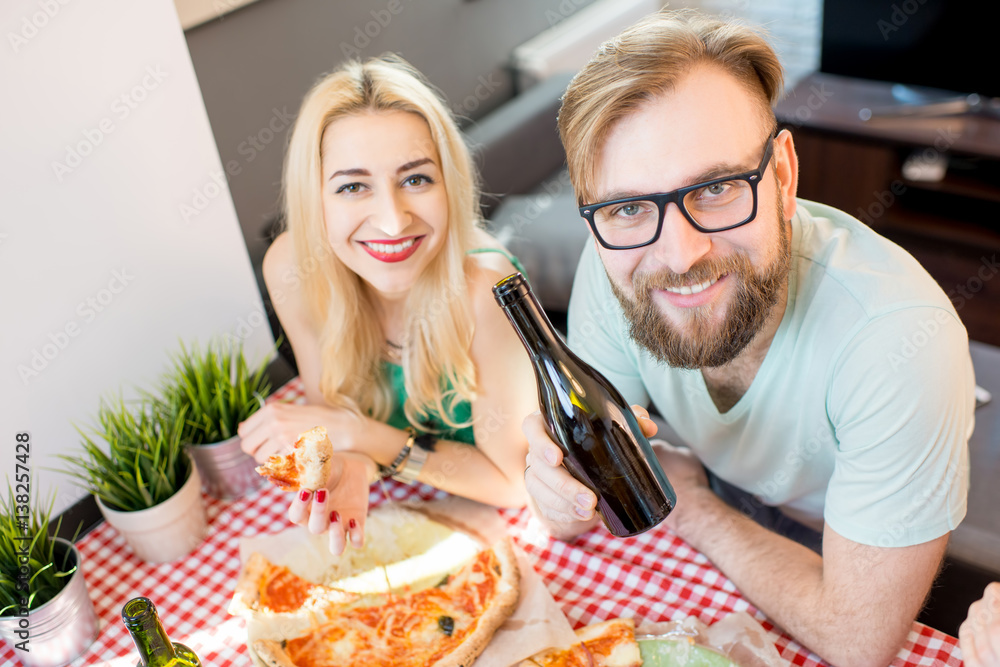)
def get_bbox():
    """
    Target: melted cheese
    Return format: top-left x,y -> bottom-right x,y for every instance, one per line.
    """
260,565 -> 317,612
285,549 -> 502,667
